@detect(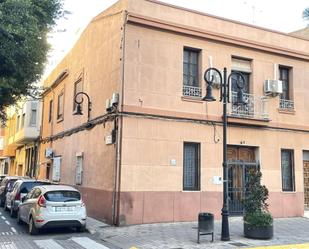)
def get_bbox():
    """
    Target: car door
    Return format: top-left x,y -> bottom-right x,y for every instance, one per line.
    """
19,189 -> 35,222
8,182 -> 20,207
